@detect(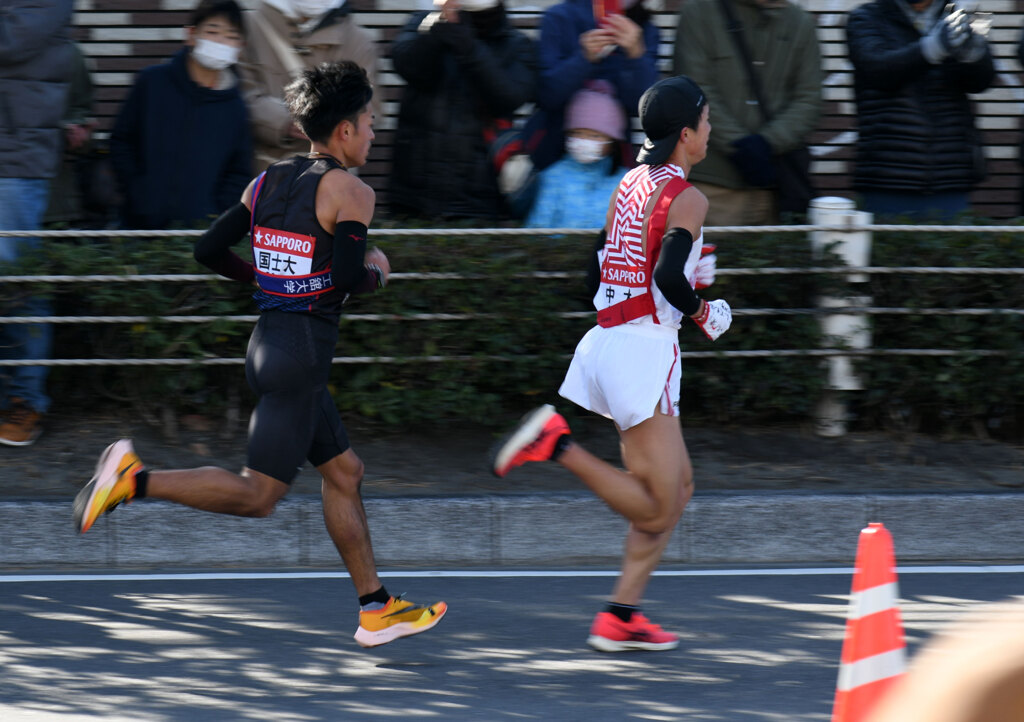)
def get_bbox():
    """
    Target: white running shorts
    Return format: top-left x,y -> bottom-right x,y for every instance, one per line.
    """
558,323 -> 681,430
